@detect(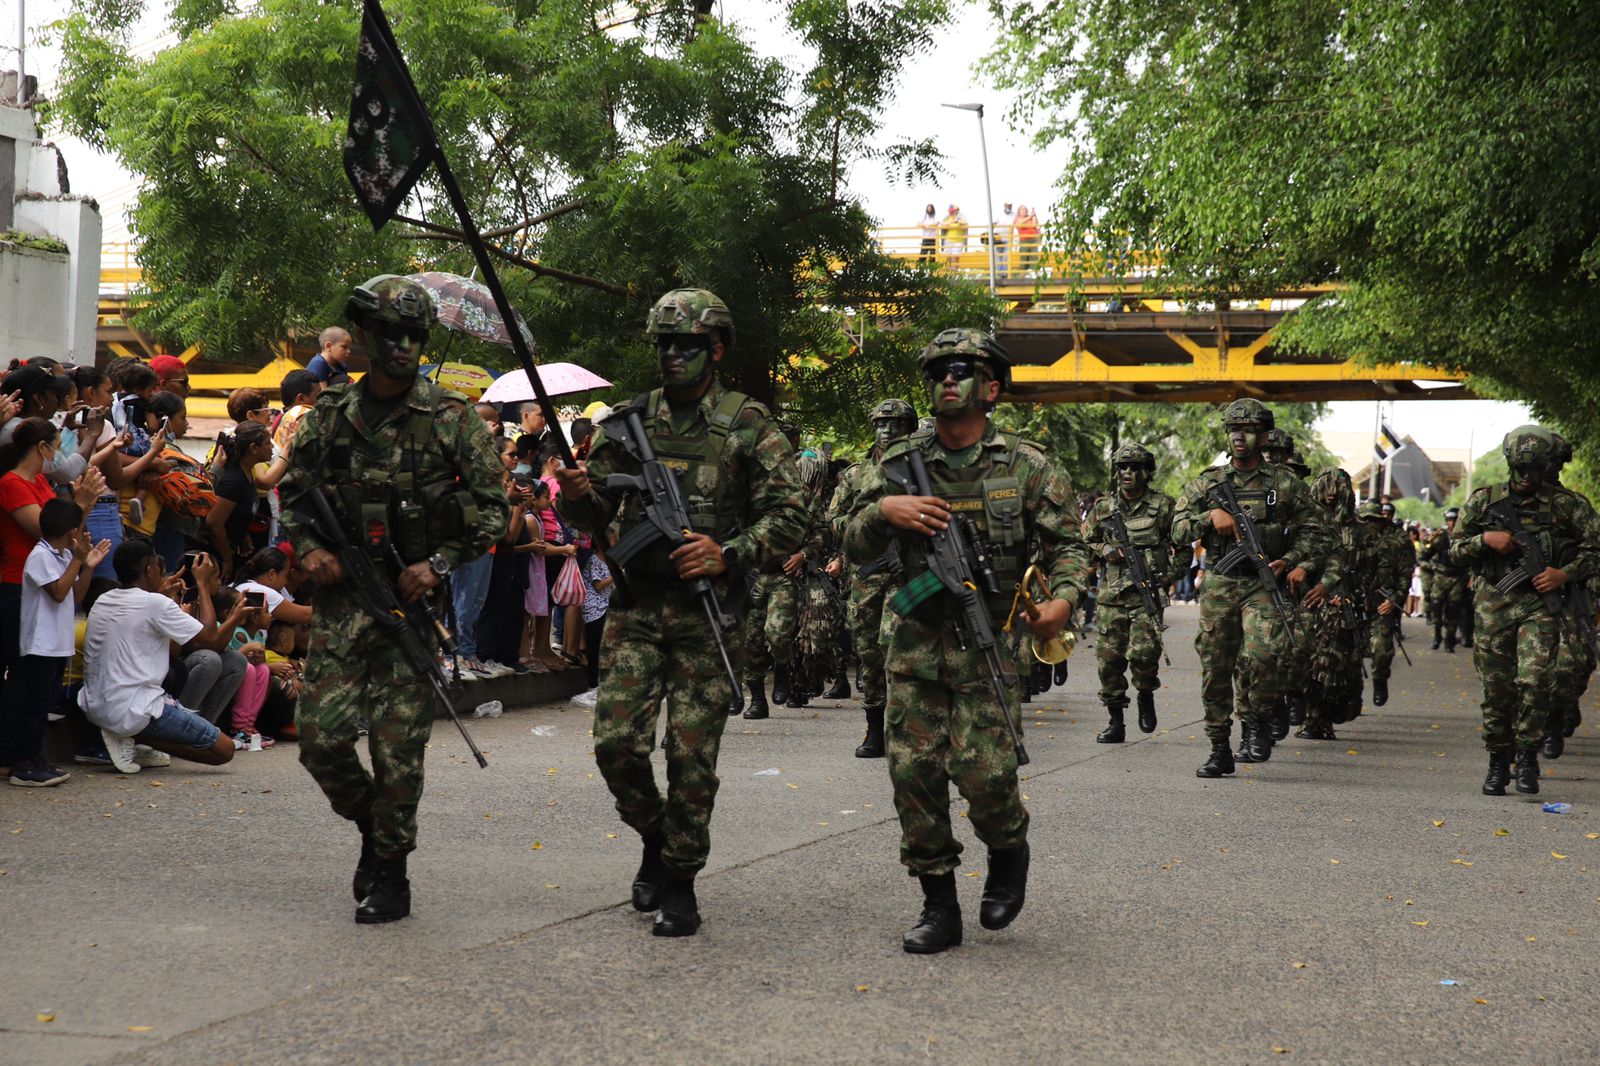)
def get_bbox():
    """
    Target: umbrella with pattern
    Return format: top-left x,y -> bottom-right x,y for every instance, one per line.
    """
407,271 -> 537,350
